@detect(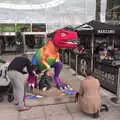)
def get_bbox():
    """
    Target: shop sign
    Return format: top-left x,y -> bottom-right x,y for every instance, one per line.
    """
94,68 -> 115,85
97,29 -> 115,34
94,62 -> 118,94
